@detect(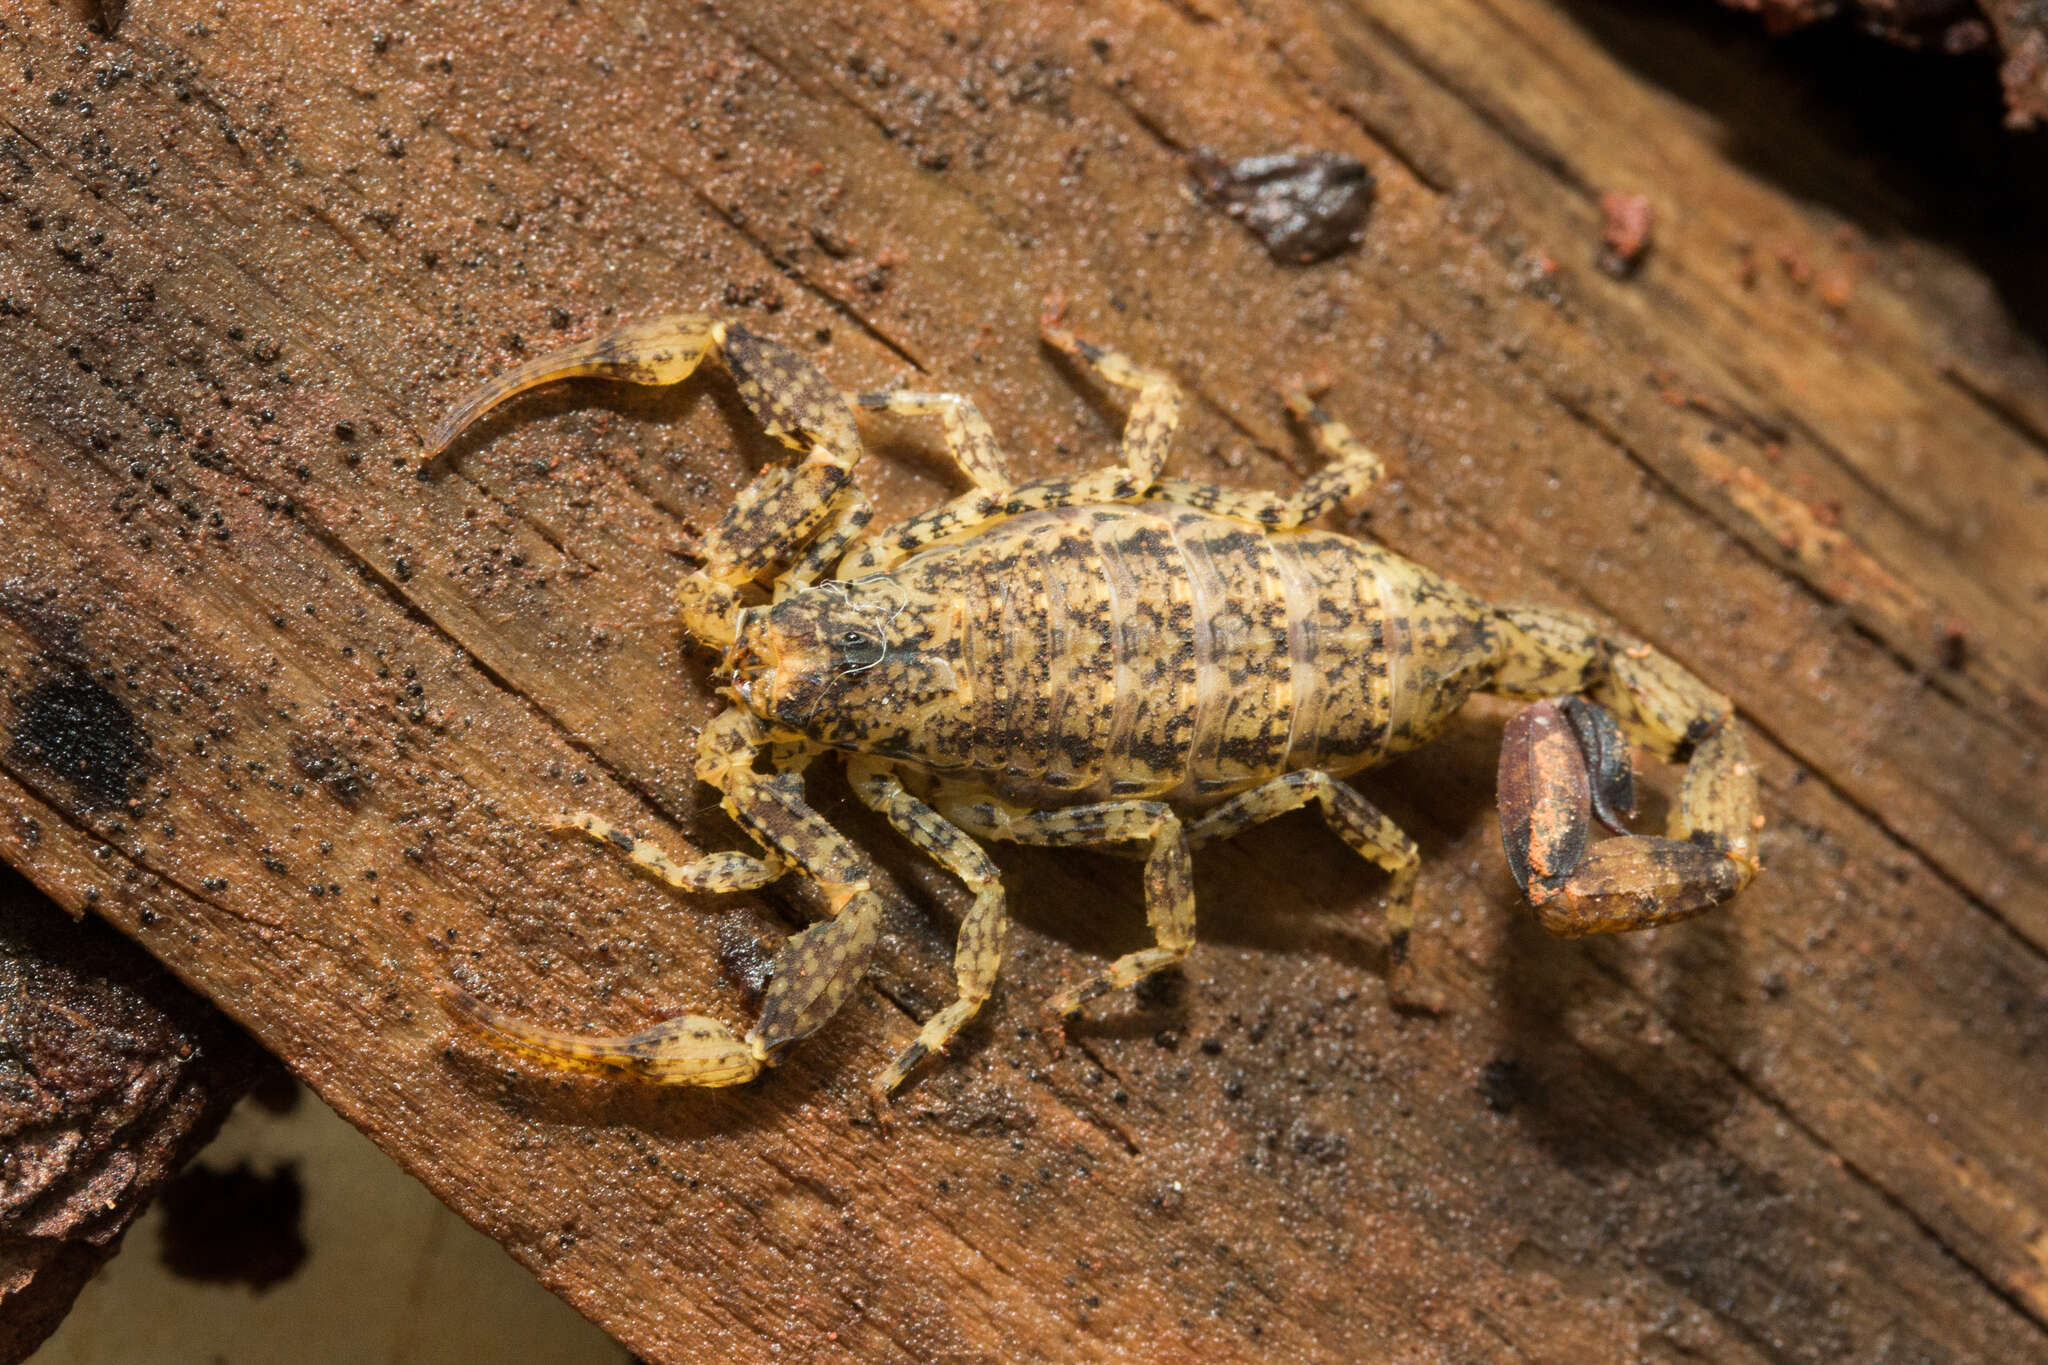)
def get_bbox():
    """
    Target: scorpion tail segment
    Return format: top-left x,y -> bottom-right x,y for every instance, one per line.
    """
440,988 -> 765,1087
1498,699 -> 1593,899
1491,607 -> 1763,936
422,314 -> 719,458
1674,722 -> 1762,873
1600,640 -> 1763,889
1499,697 -> 1756,938
1518,837 -> 1747,939
748,889 -> 887,1057
1556,696 -> 1637,833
